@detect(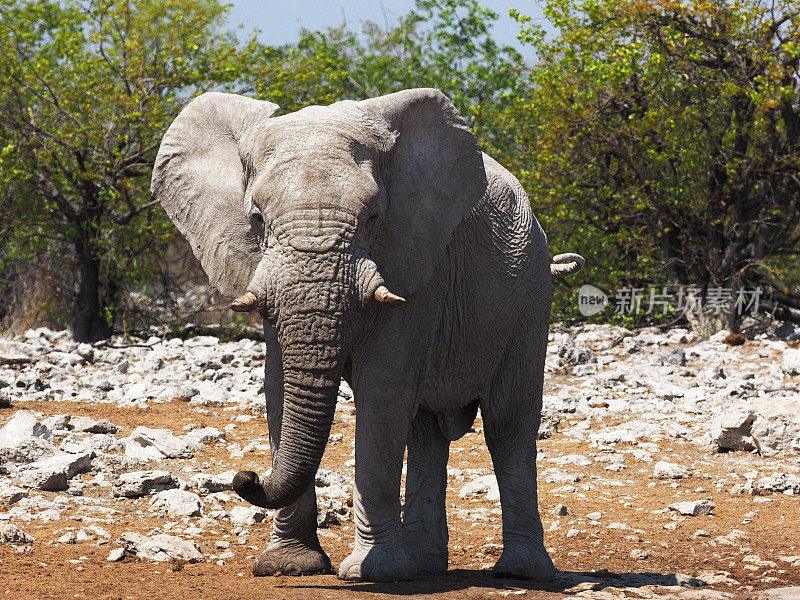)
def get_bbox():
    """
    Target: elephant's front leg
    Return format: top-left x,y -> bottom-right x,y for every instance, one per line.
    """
338,380 -> 418,582
253,323 -> 332,577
